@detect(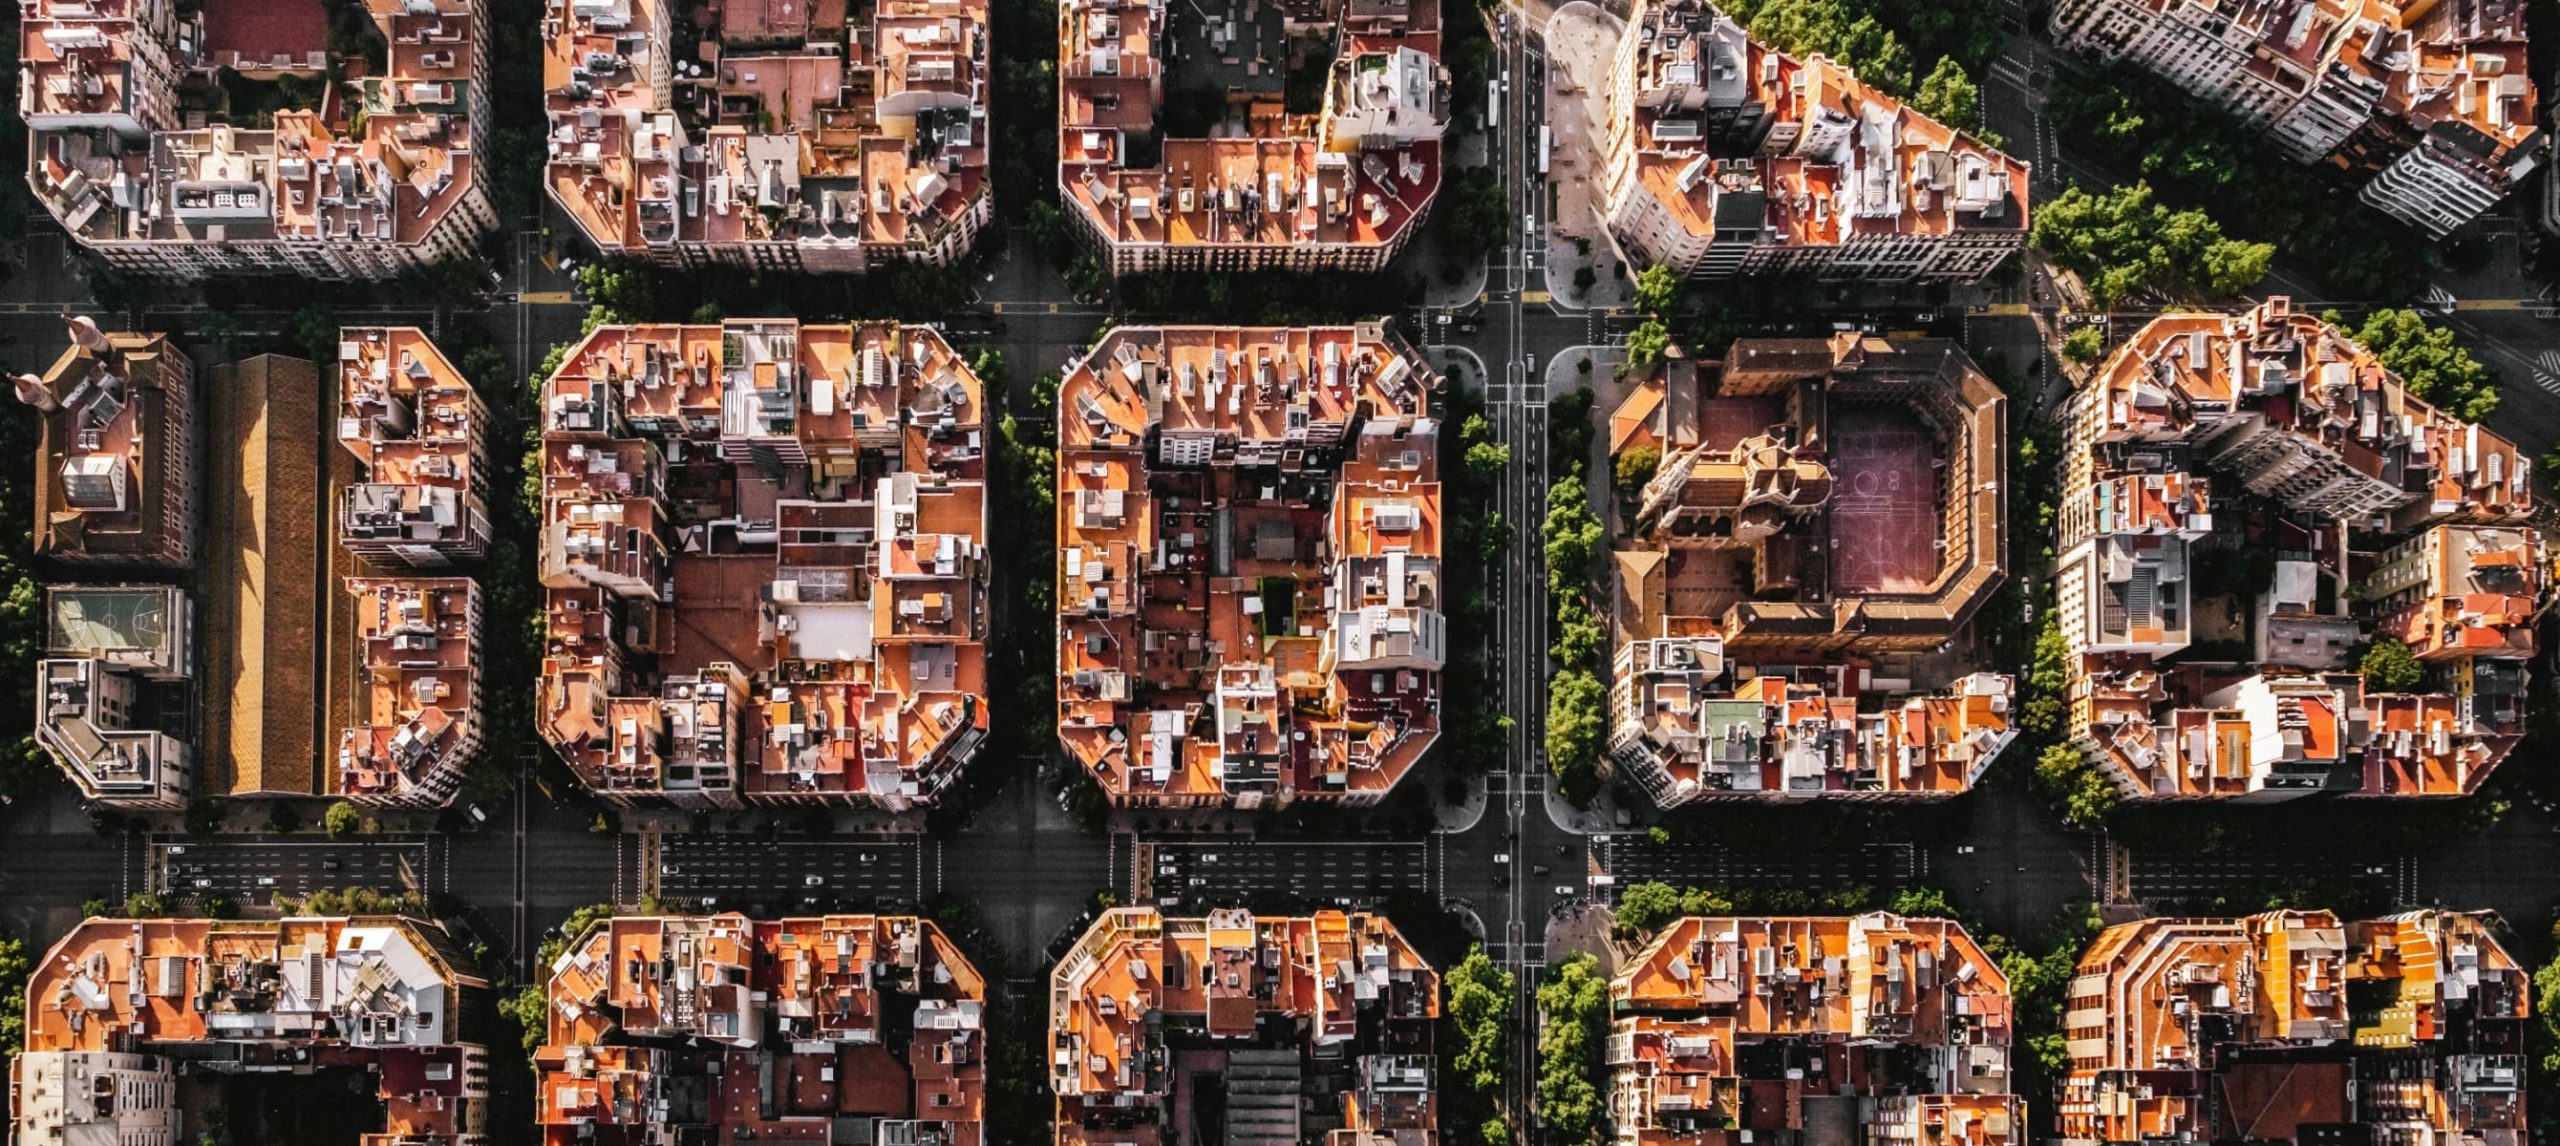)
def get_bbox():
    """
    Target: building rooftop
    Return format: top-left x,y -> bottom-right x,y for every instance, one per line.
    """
22,0 -> 487,254
534,913 -> 986,1146
534,320 -> 990,808
2061,299 -> 2544,801
14,914 -> 487,1146
36,584 -> 191,803
337,577 -> 479,802
1057,0 -> 1449,257
16,321 -> 190,565
196,353 -> 327,798
1054,324 -> 1443,807
1049,907 -> 1439,1146
336,326 -> 490,562
543,0 -> 990,258
2062,909 -> 2527,1145
1617,1 -> 2029,254
1604,337 -> 2009,805
1611,913 -> 2018,1146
